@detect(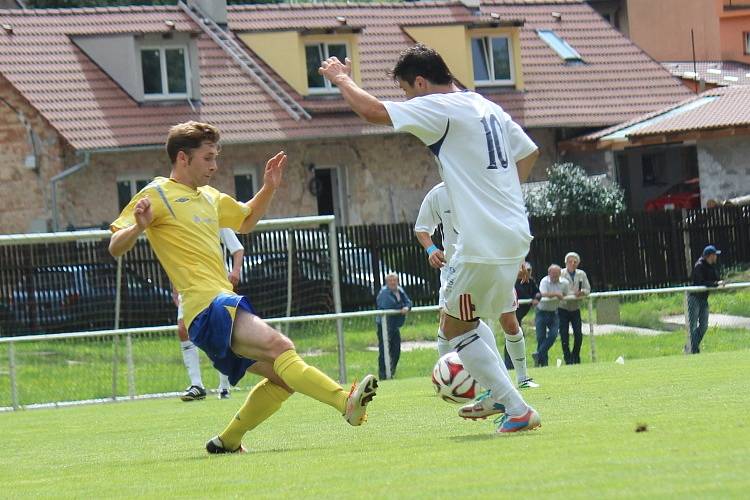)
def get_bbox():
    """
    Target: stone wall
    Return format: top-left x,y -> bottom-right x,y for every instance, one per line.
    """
0,76 -> 69,234
697,135 -> 750,205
